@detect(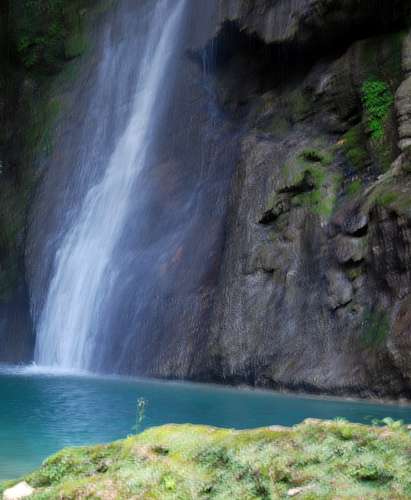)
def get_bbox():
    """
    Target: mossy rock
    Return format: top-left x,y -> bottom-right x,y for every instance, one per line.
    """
400,146 -> 411,174
347,179 -> 363,197
287,88 -> 312,122
366,177 -> 411,217
340,125 -> 369,172
280,148 -> 340,218
3,420 -> 411,499
358,32 -> 406,89
64,32 -> 87,60
361,309 -> 391,348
